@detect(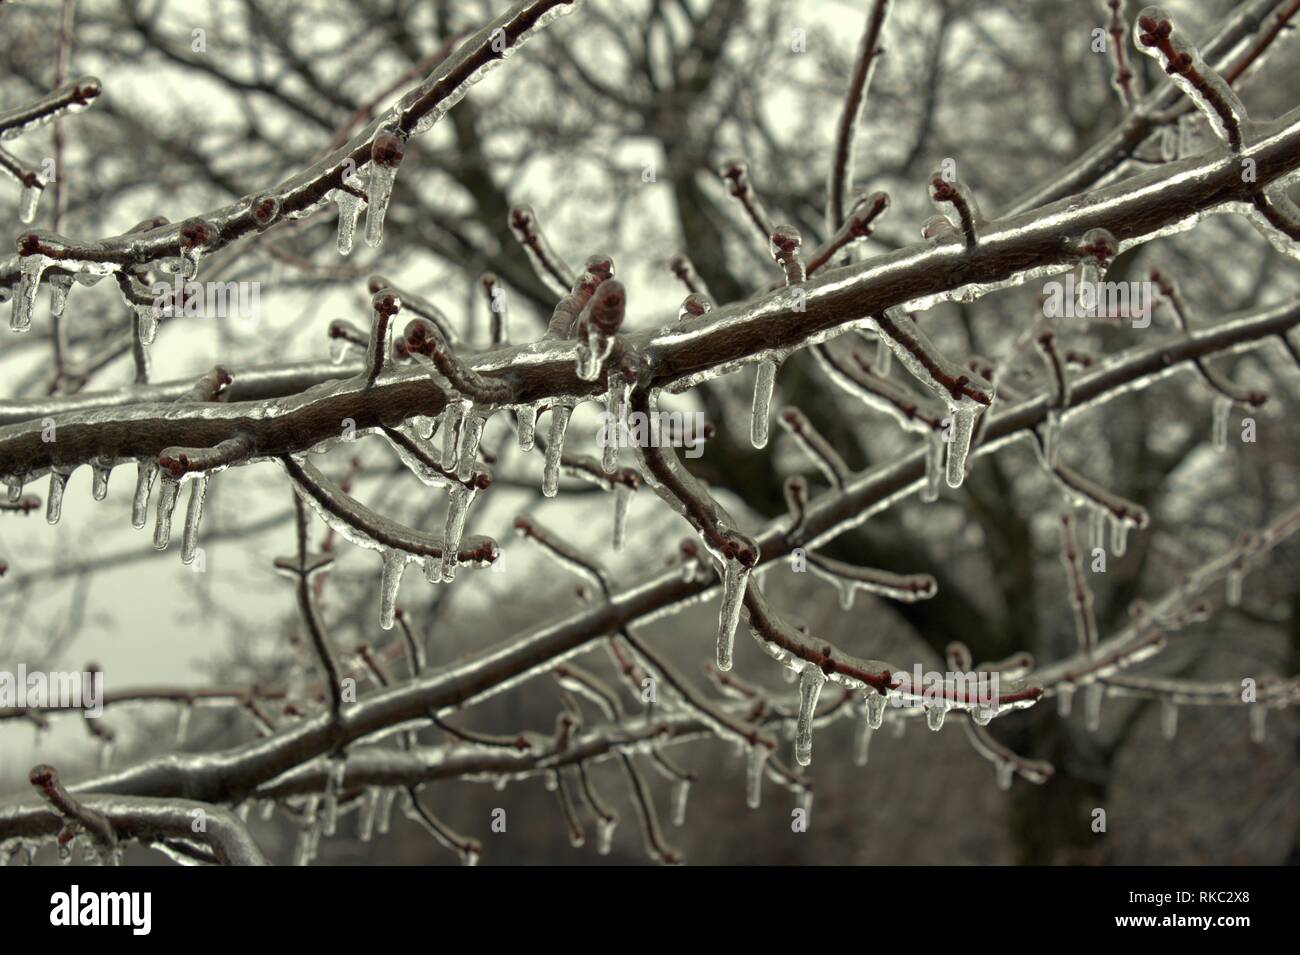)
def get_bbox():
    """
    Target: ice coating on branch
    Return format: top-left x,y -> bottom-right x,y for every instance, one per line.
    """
928,171 -> 981,249
745,744 -> 768,809
795,665 -> 826,766
574,279 -> 624,382
364,129 -> 405,248
181,476 -> 208,565
750,360 -> 778,449
153,475 -> 181,550
46,469 -> 69,524
542,404 -> 572,497
132,461 -> 158,529
334,189 -> 364,255
1134,7 -> 1248,151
